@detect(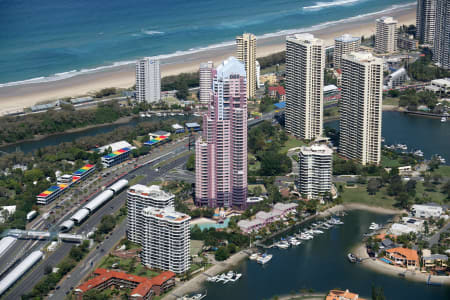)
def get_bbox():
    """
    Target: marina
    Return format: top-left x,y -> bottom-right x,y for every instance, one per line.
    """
202,210 -> 450,299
